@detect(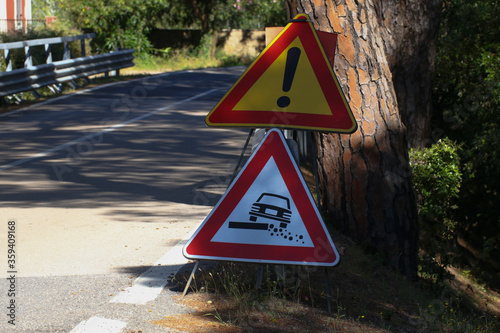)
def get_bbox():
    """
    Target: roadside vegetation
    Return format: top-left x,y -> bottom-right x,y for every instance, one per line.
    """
1,1 -> 499,332
165,228 -> 499,332
157,163 -> 499,332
